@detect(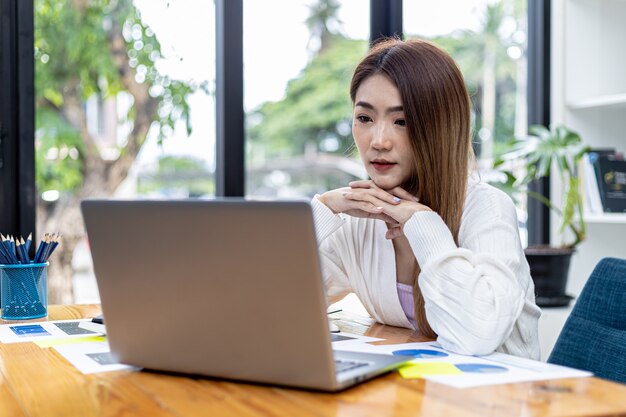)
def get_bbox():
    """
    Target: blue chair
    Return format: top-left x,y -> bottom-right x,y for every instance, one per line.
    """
548,257 -> 626,384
